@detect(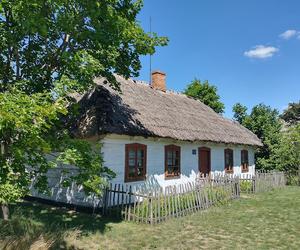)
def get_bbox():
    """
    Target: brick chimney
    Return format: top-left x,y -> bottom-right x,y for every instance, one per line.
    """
151,70 -> 166,92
